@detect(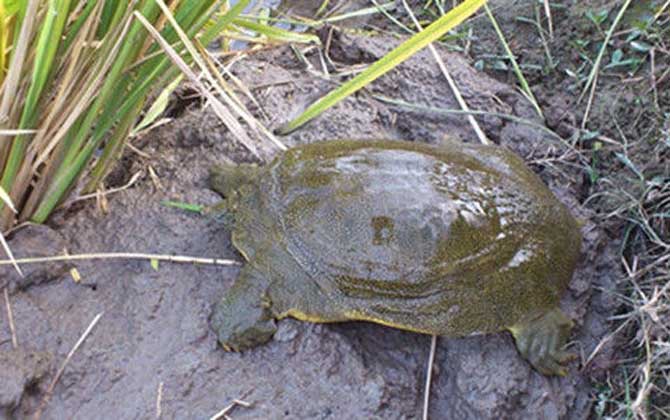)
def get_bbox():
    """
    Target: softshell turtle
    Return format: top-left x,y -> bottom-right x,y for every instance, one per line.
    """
209,139 -> 581,376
